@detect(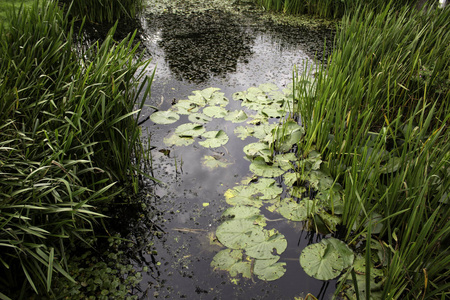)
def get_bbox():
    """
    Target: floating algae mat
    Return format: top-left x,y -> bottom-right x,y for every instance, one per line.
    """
133,3 -> 340,299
